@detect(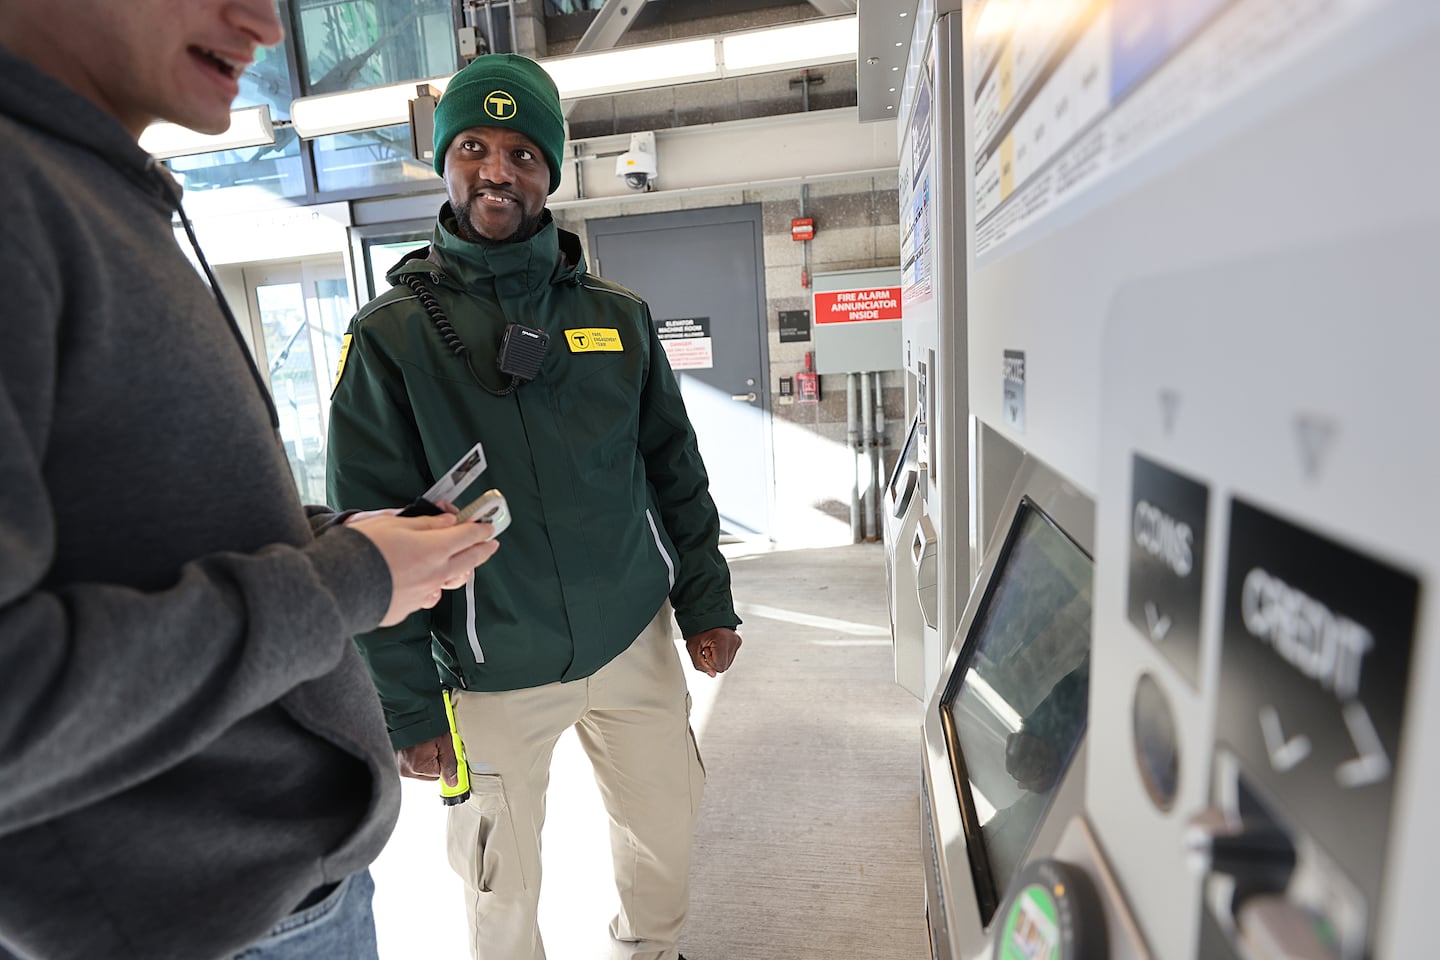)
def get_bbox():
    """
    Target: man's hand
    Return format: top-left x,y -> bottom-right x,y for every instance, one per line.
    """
685,626 -> 742,678
346,512 -> 499,626
395,733 -> 461,786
